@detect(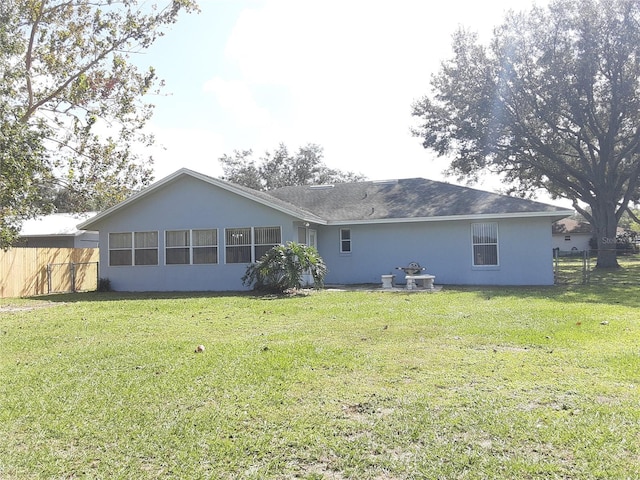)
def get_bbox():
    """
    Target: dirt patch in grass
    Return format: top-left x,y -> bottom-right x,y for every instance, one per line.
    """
0,302 -> 62,313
